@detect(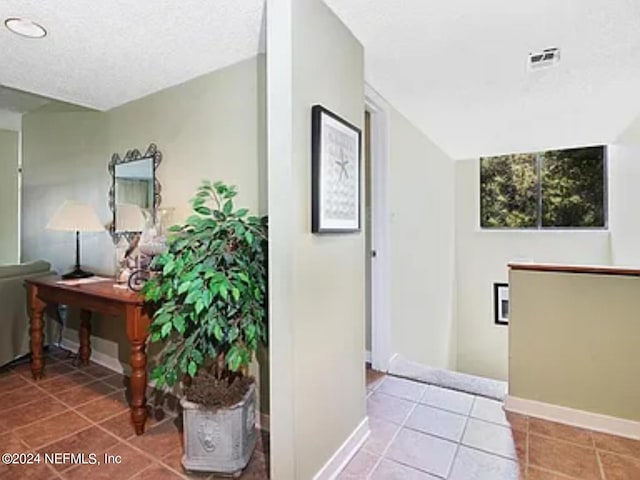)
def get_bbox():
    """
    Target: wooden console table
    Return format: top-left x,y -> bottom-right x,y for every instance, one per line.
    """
25,276 -> 151,435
